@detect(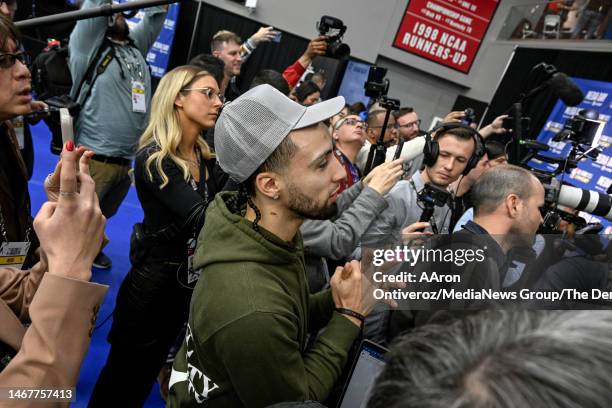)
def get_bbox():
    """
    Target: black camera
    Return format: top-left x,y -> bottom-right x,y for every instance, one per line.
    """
317,16 -> 350,59
364,66 -> 389,99
553,109 -> 601,146
461,108 -> 476,126
379,97 -> 400,112
541,207 -> 587,234
418,184 -> 450,210
416,183 -> 451,233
